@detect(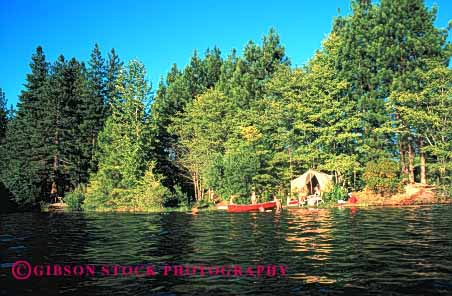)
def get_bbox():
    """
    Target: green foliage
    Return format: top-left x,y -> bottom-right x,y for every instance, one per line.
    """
389,63 -> 452,185
80,178 -> 111,211
1,45 -> 121,207
220,140 -> 261,197
65,185 -> 86,211
167,185 -> 190,208
105,48 -> 123,117
363,159 -> 401,196
82,44 -> 108,176
165,29 -> 290,201
437,184 -> 452,199
169,89 -> 234,199
195,199 -> 214,208
0,88 -> 7,140
1,47 -> 50,205
83,60 -> 168,212
149,49 -> 223,195
232,195 -> 252,205
132,163 -> 169,210
323,185 -> 348,203
2,3 -> 451,211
